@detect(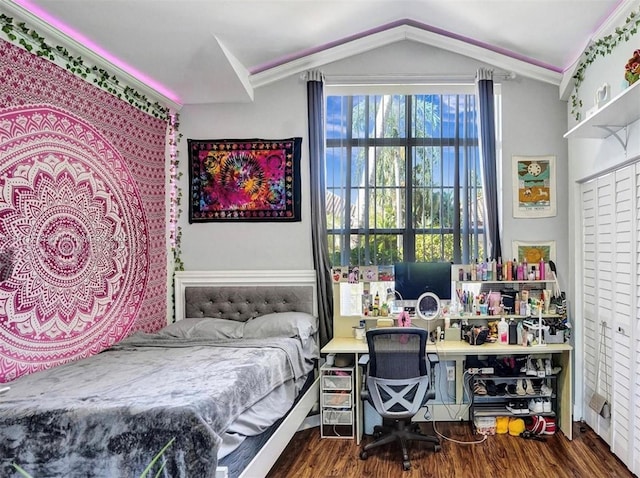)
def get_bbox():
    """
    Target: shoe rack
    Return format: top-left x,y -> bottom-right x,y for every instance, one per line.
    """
320,363 -> 355,439
469,356 -> 558,433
